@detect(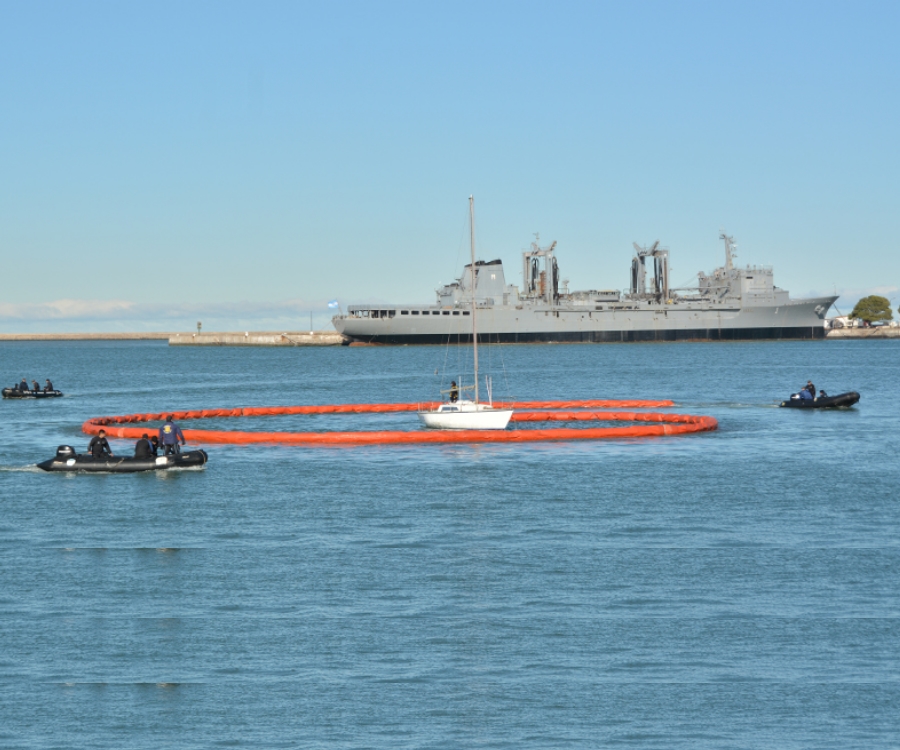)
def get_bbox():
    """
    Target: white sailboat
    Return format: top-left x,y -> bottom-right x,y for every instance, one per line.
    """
418,197 -> 514,430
